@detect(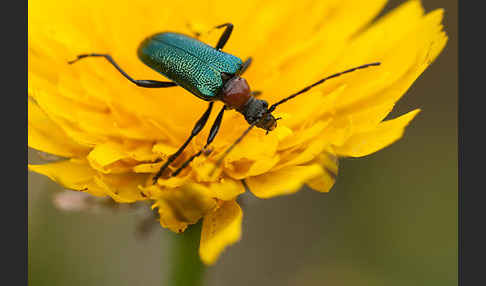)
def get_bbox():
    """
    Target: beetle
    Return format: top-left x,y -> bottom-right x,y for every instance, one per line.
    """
68,23 -> 380,184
